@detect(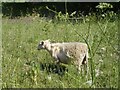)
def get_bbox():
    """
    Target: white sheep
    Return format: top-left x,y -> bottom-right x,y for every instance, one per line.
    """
37,39 -> 89,74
